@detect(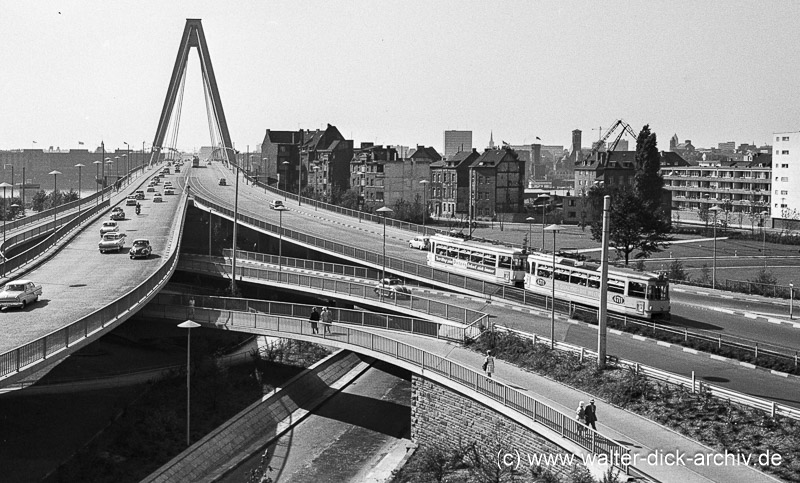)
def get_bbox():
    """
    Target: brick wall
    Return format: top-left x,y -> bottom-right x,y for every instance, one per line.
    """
411,375 -> 580,480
